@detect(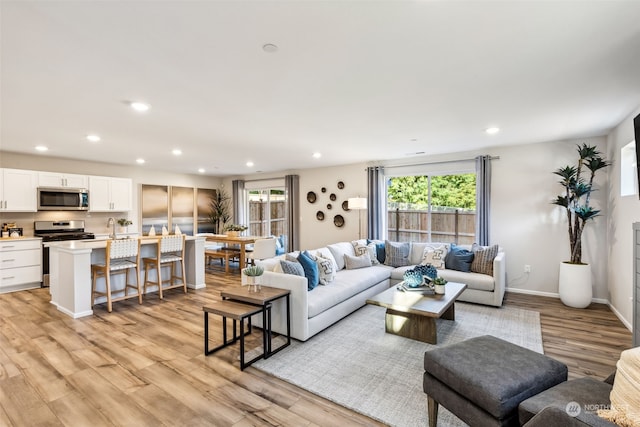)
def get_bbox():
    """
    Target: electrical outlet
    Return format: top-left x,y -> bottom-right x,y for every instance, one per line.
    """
524,264 -> 531,273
